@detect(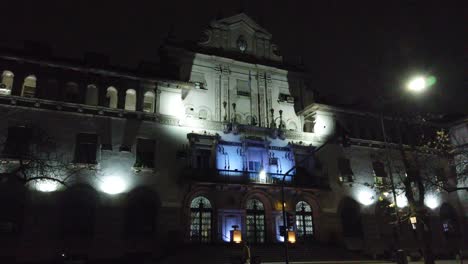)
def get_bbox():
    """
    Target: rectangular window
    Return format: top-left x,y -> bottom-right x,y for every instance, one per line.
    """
237,79 -> 250,96
195,149 -> 211,169
269,157 -> 278,166
373,161 -> 387,186
2,126 -> 32,158
337,158 -> 354,182
248,161 -> 261,172
143,100 -> 153,113
22,85 -> 36,98
74,133 -> 98,164
278,93 -> 294,103
134,138 -> 156,168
